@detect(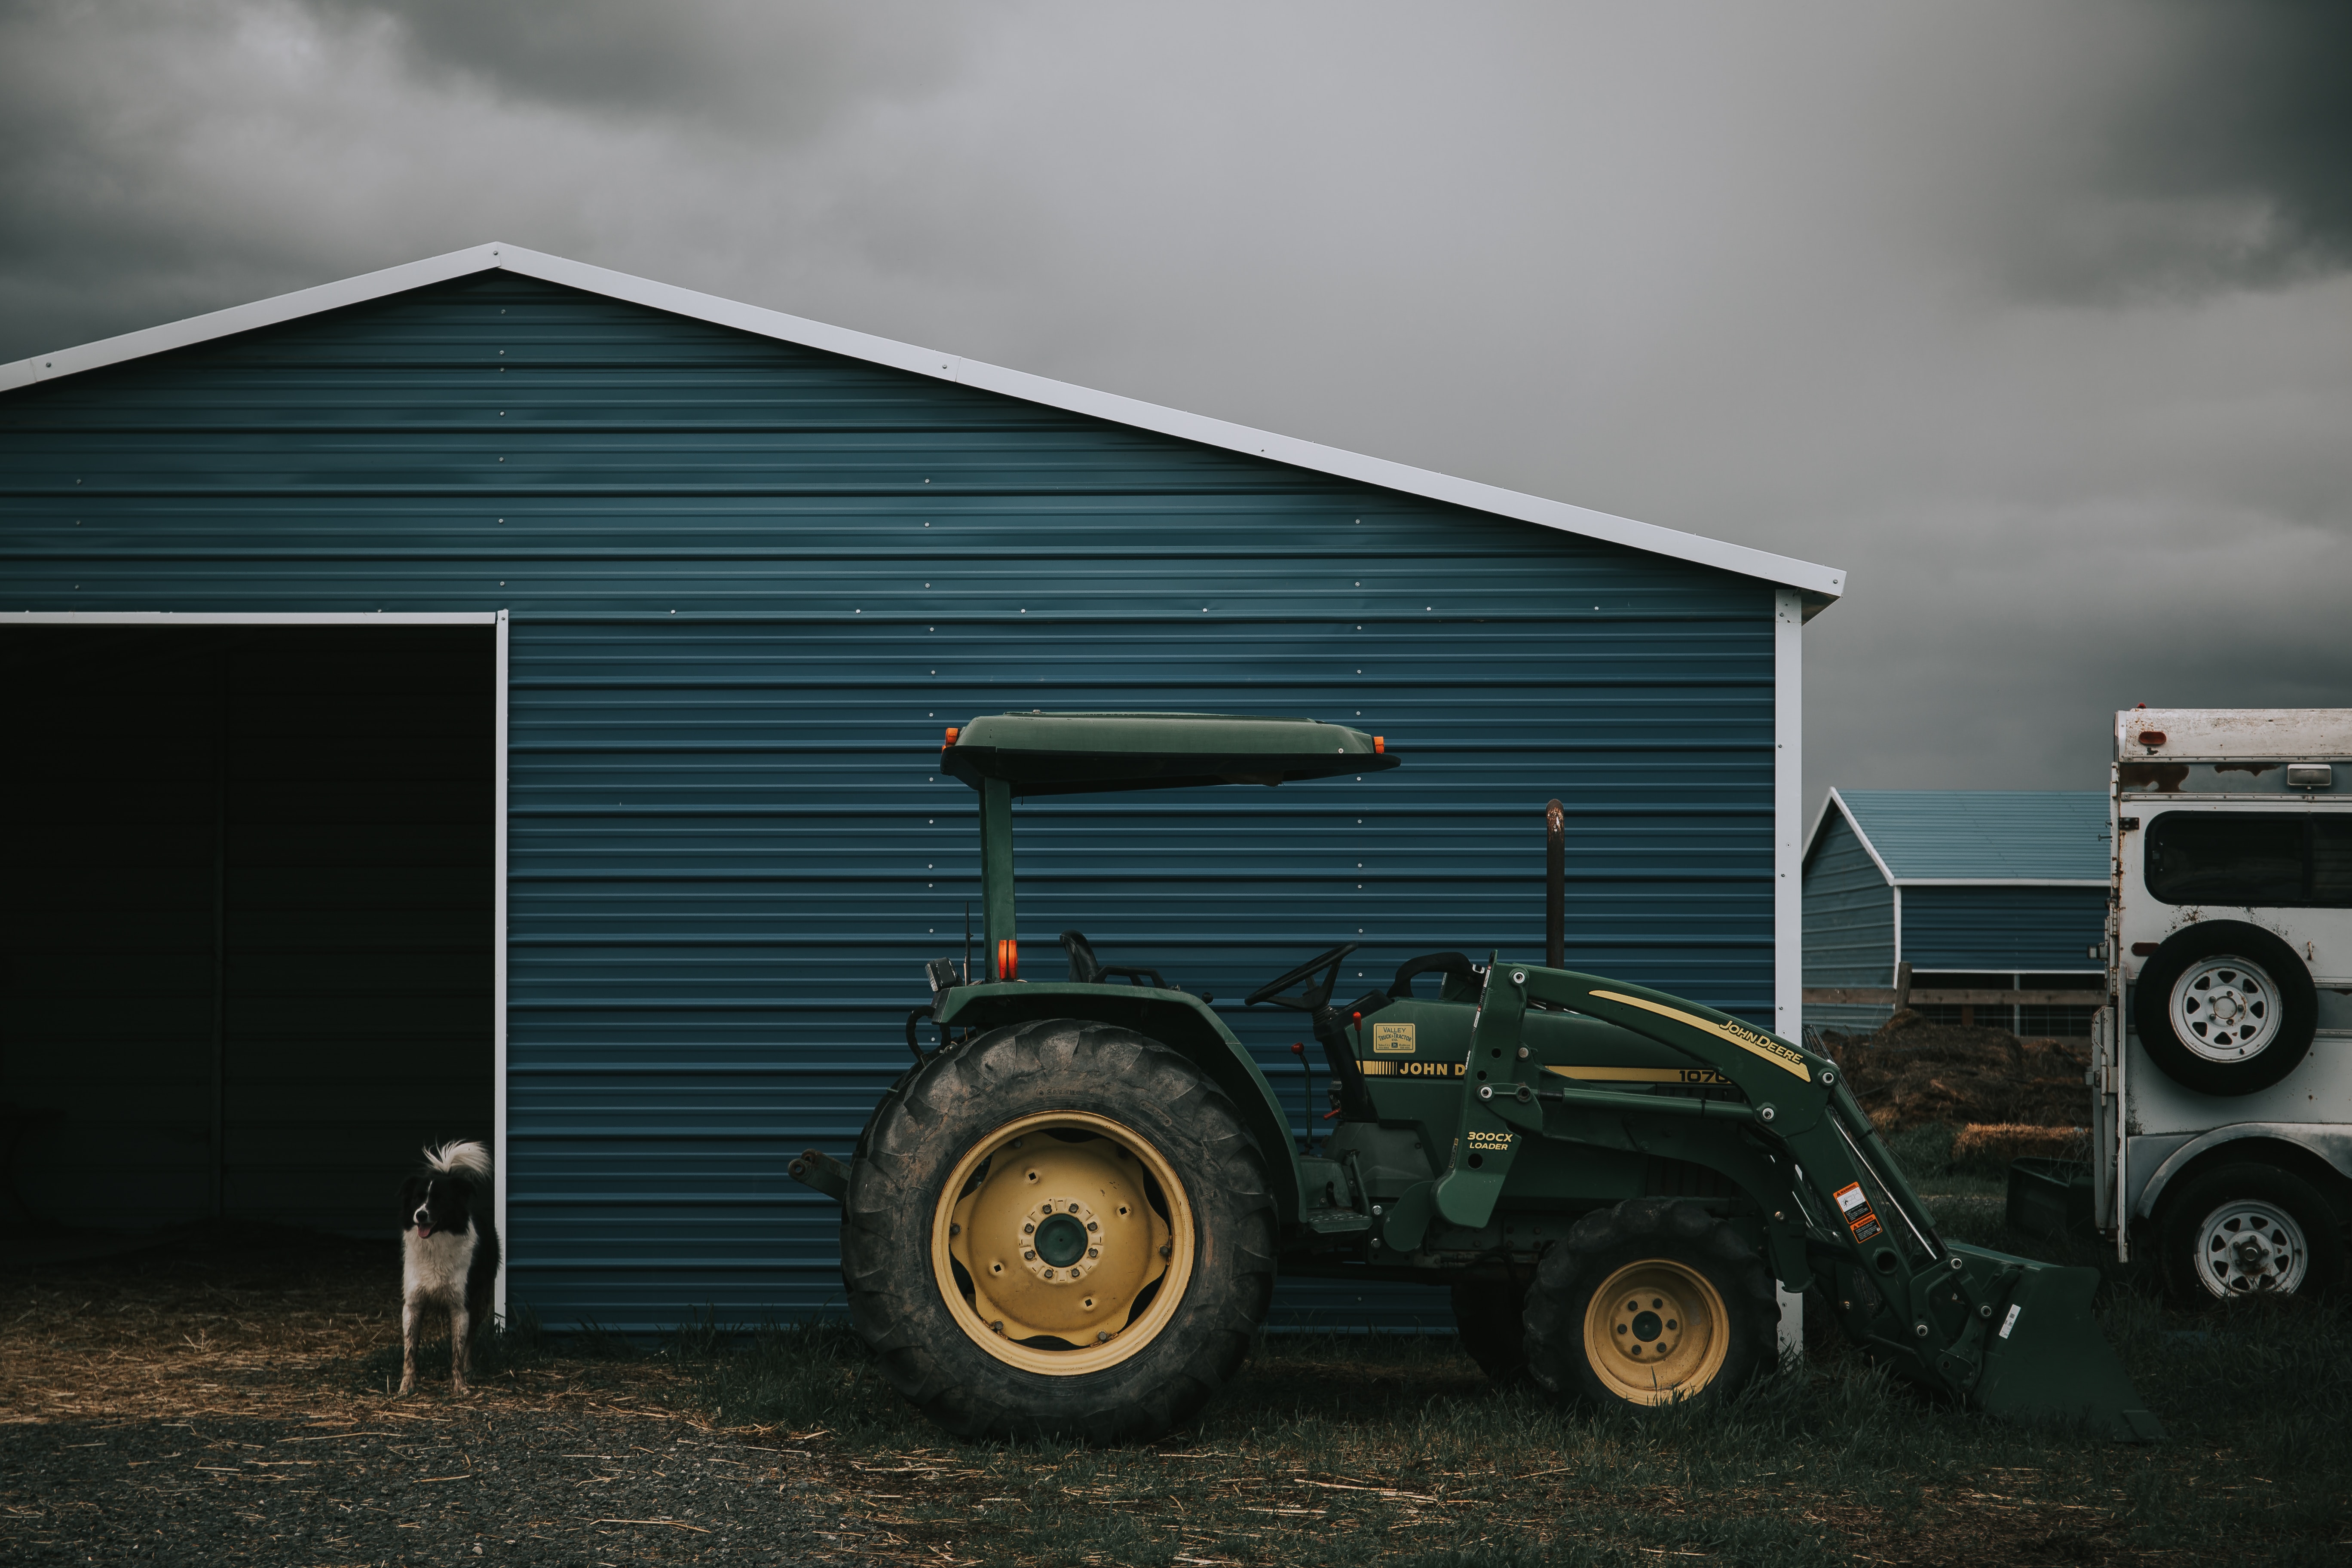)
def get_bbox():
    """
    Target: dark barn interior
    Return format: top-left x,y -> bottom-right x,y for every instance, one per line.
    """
1,625 -> 495,1237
